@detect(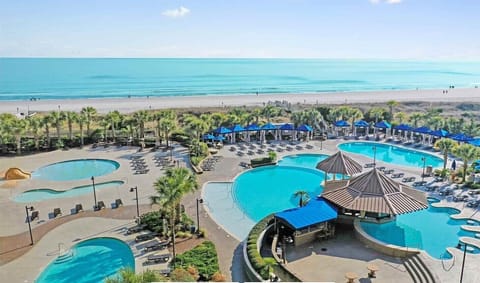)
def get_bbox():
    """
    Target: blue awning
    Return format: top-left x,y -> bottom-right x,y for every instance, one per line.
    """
261,122 -> 277,131
202,134 -> 215,140
413,126 -> 432,134
279,123 -> 295,131
275,198 -> 337,230
213,126 -> 232,134
354,120 -> 369,128
430,129 -> 449,138
394,123 -> 413,131
334,120 -> 350,127
374,120 -> 391,129
230,124 -> 246,132
246,123 -> 261,131
450,133 -> 473,142
469,139 -> 480,147
297,124 -> 313,132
